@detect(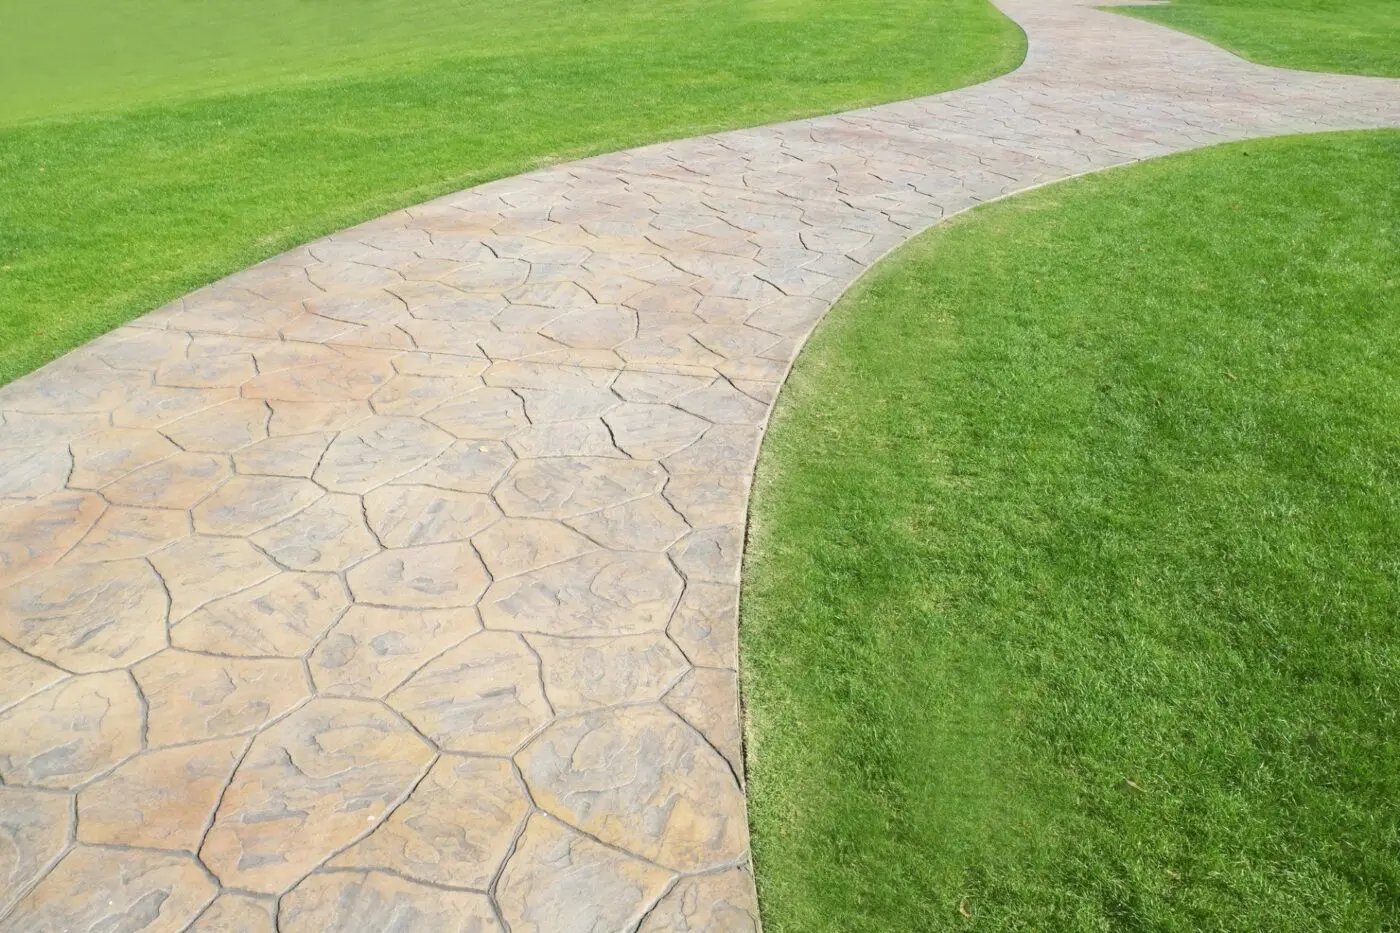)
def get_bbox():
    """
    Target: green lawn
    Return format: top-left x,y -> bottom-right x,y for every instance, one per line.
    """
1118,0 -> 1400,77
743,131 -> 1400,932
0,0 -> 1022,386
